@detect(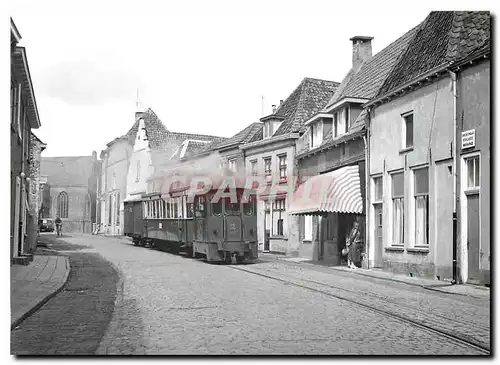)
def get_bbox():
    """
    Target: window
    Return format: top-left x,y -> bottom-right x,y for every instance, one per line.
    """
310,121 -> 323,148
373,176 -> 383,202
136,160 -> 141,181
303,215 -> 312,241
195,196 -> 206,217
278,155 -> 287,180
272,199 -> 285,236
345,106 -> 350,129
243,195 -> 256,215
466,156 -> 480,189
264,158 -> 272,181
116,193 -> 120,224
264,121 -> 273,139
212,198 -> 222,216
84,194 -> 91,220
224,197 -> 240,215
250,160 -> 257,176
403,113 -> 414,148
414,168 -> 429,246
57,191 -> 69,219
391,172 -> 404,245
337,108 -> 346,137
333,113 -> 338,138
228,159 -> 237,172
